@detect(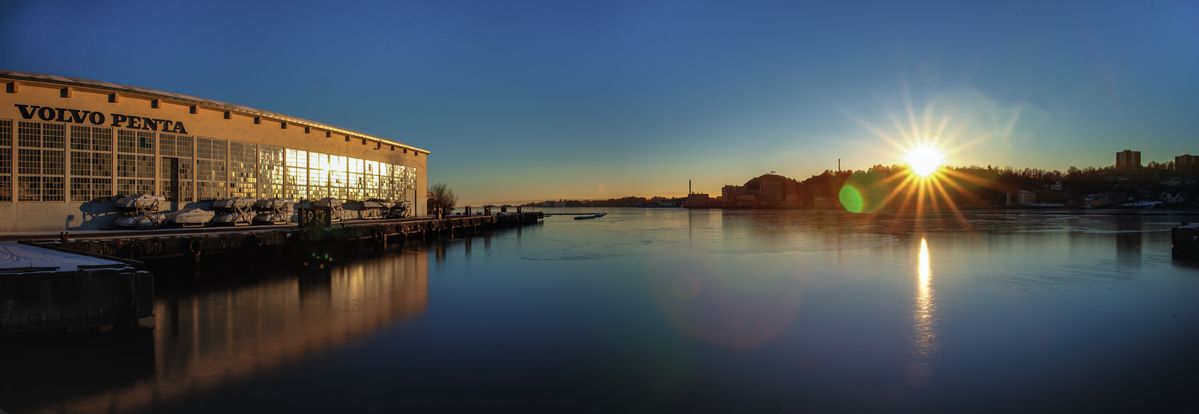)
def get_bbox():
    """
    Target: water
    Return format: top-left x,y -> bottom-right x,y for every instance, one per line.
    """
4,209 -> 1199,413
